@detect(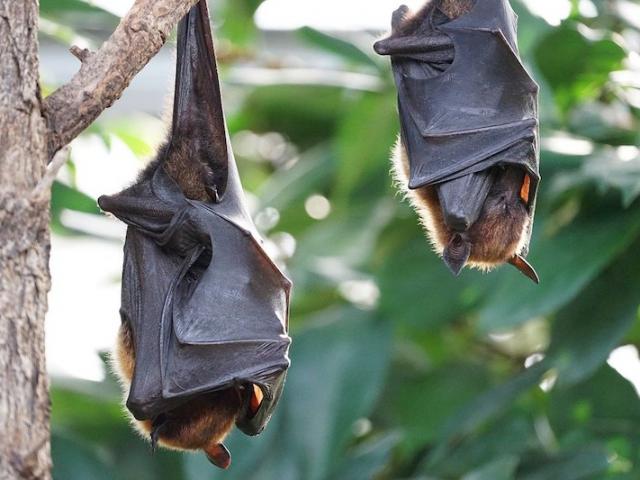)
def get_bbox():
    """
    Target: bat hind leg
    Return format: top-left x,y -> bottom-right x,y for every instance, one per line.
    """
150,414 -> 168,452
